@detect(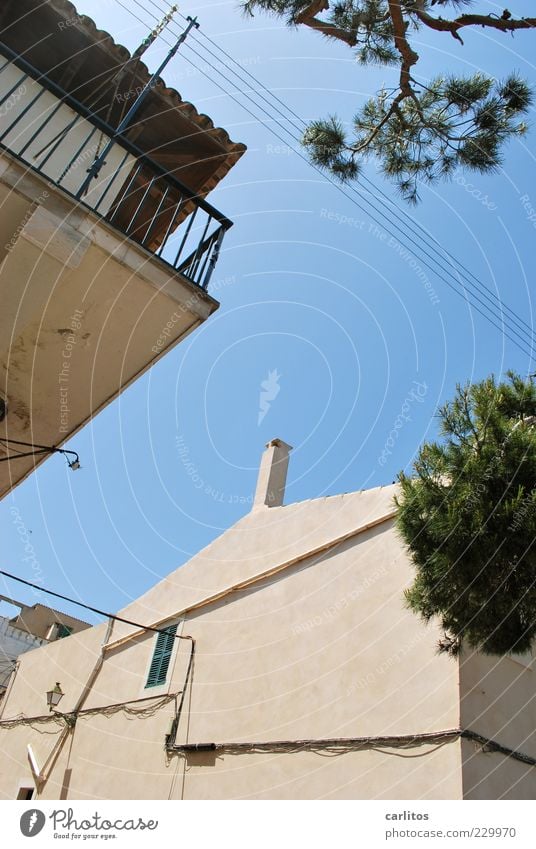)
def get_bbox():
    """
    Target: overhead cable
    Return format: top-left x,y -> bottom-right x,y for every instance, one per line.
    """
0,569 -> 192,641
117,0 -> 535,358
